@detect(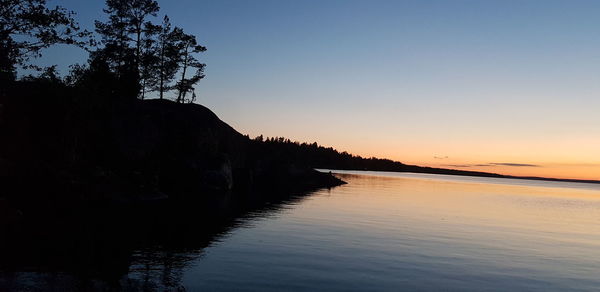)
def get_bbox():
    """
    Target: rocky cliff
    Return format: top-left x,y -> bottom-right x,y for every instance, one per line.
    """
0,81 -> 344,213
